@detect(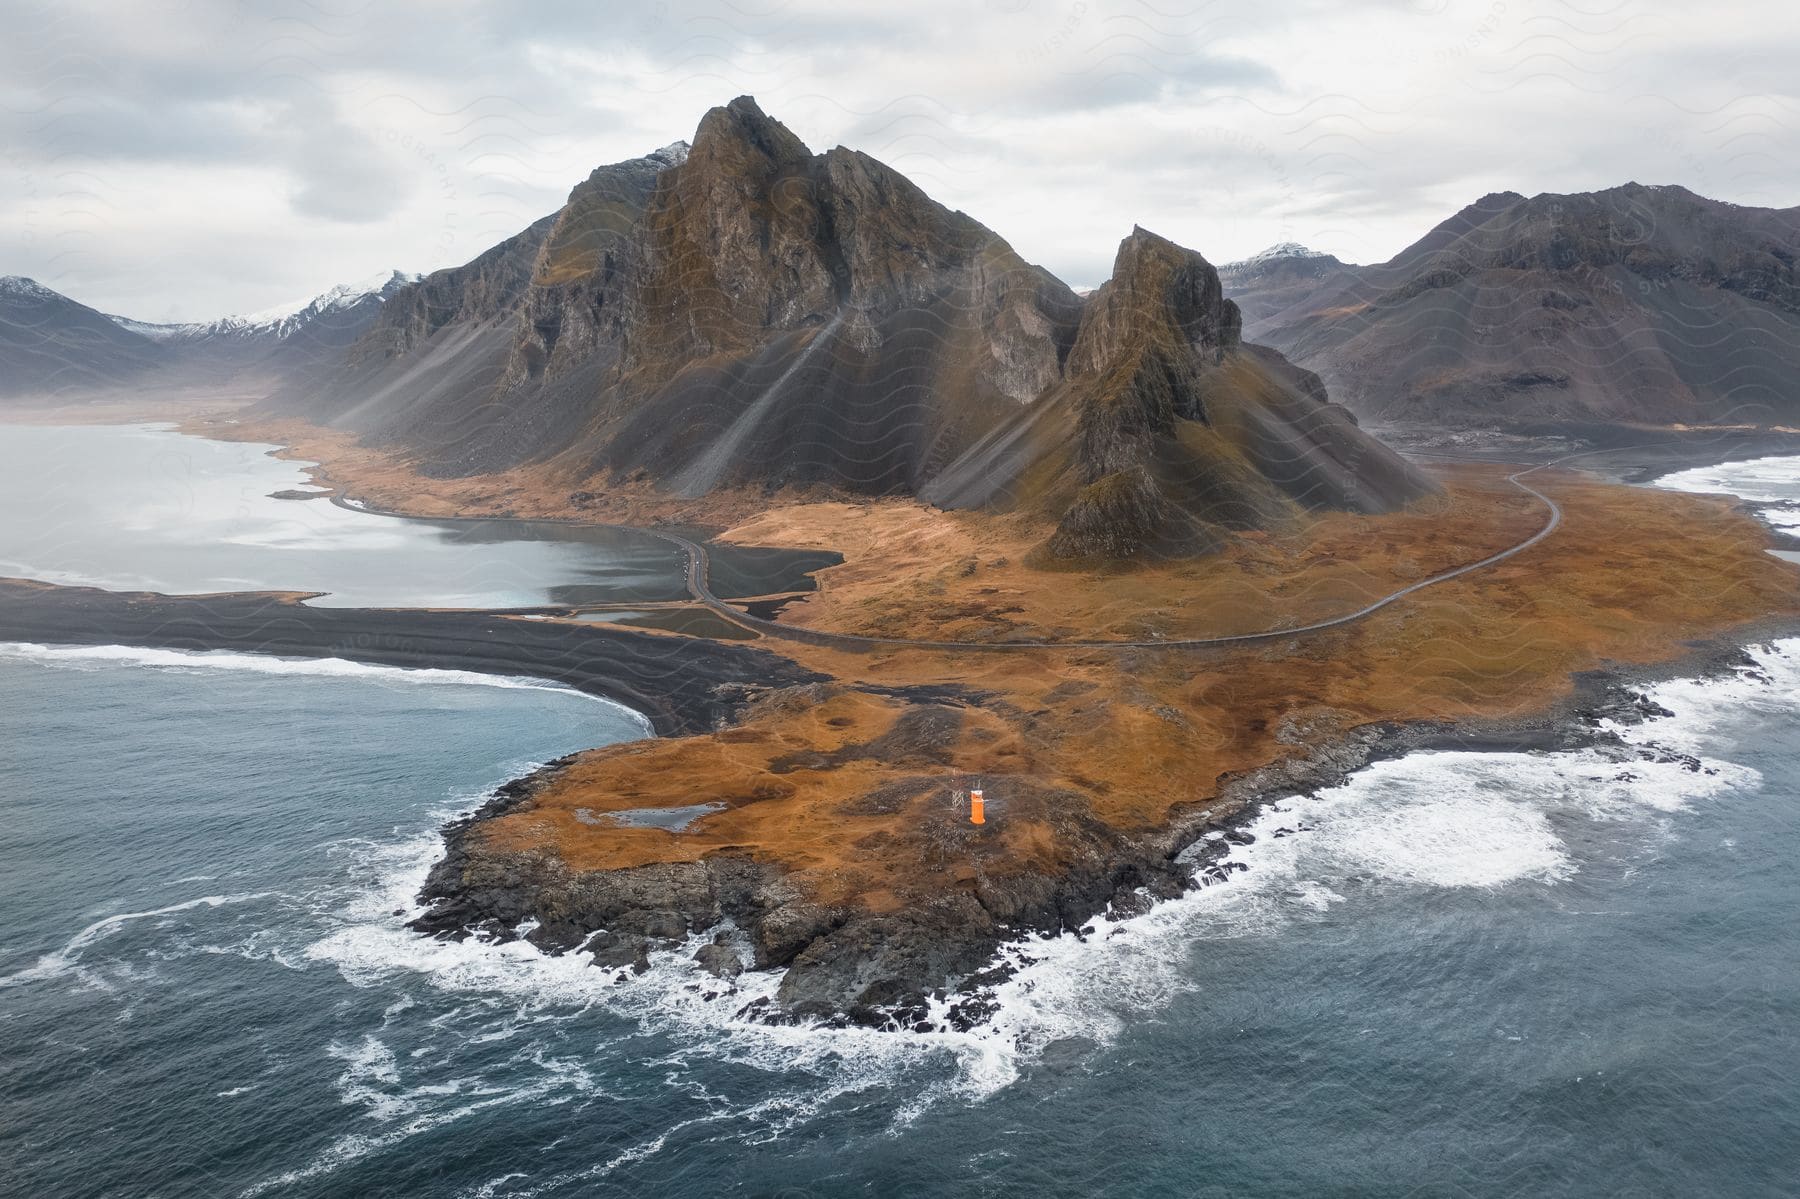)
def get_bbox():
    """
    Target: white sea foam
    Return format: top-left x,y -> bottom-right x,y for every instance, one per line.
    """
205,502 -> 1800,1181
0,893 -> 275,990
1654,454 -> 1800,535
329,1034 -> 412,1122
20,448 -> 1799,1193
943,640 -> 1793,1085
278,641 -> 1795,1129
0,642 -> 652,731
1653,453 -> 1800,504
290,791 -> 1023,1170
